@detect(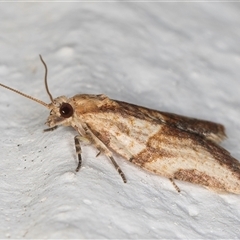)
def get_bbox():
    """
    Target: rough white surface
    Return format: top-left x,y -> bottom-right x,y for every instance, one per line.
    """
0,2 -> 240,239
